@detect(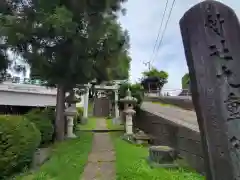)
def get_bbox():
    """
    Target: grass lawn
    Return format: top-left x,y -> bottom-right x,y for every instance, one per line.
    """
106,118 -> 124,131
152,101 -> 178,108
78,117 -> 97,130
12,118 -> 97,180
88,102 -> 93,115
107,120 -> 204,180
